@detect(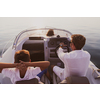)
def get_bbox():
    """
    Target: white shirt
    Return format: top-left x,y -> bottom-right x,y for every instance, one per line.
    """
57,48 -> 90,79
2,67 -> 41,84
